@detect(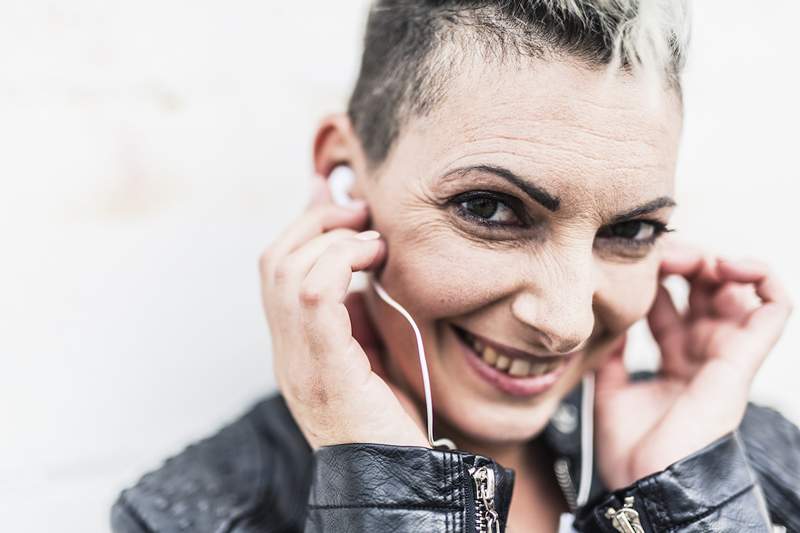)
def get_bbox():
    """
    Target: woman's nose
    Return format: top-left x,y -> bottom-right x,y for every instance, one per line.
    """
510,260 -> 597,355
